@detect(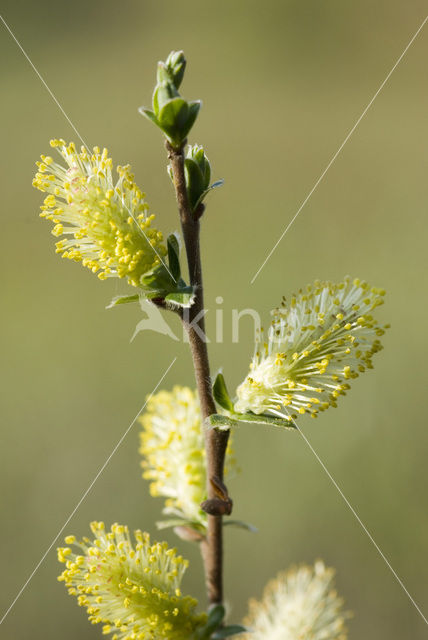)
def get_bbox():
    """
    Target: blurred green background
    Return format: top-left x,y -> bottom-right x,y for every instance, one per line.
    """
1,0 -> 427,637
